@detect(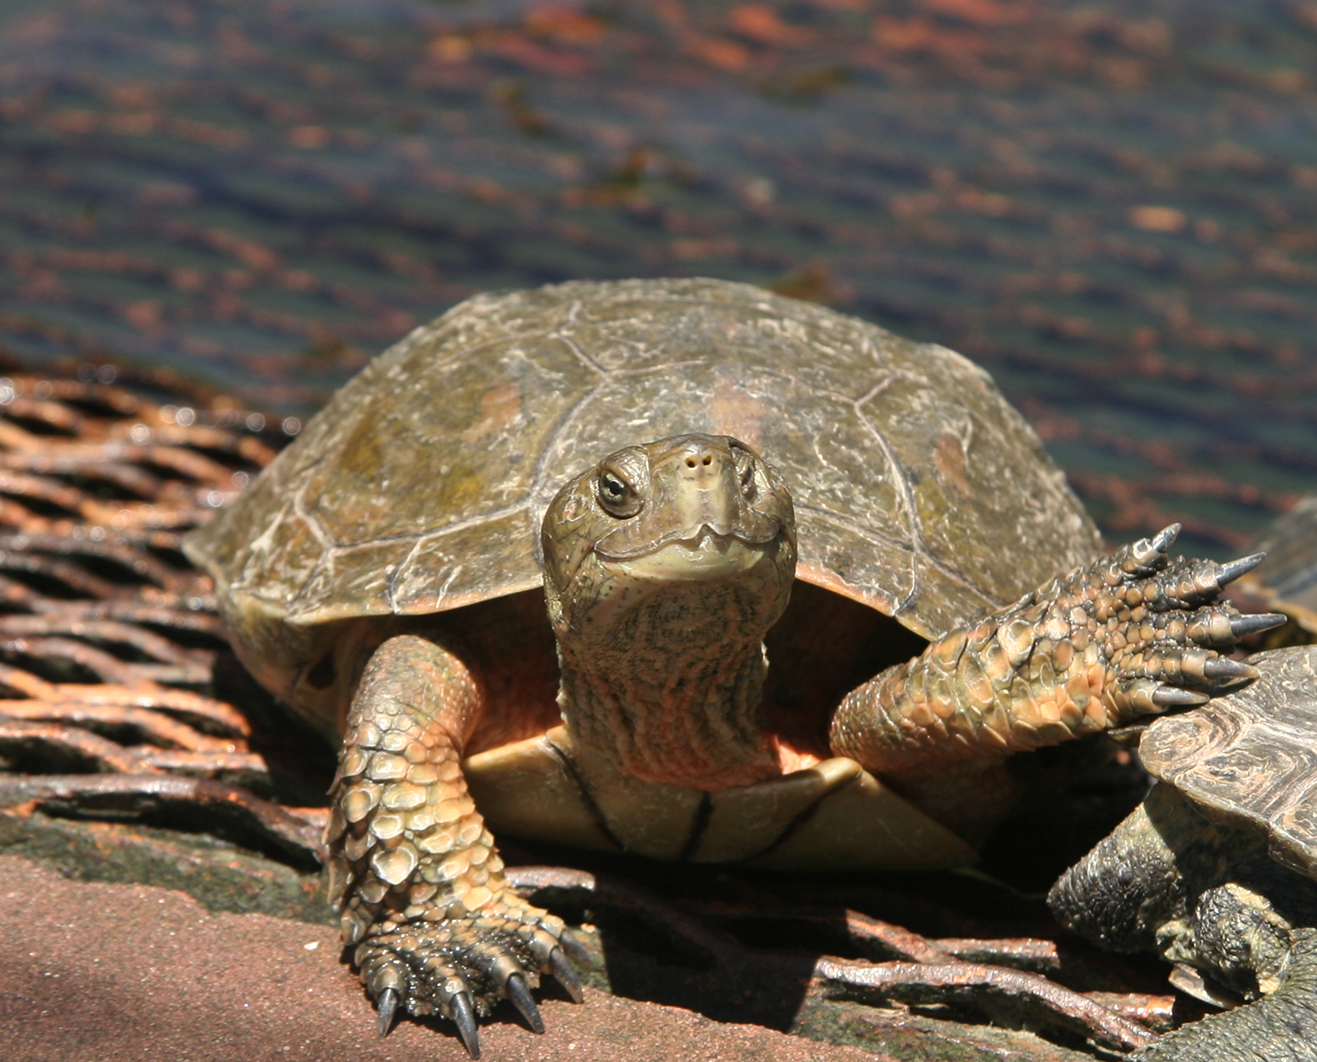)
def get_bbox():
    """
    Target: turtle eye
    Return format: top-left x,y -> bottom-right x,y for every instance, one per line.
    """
597,469 -> 642,518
